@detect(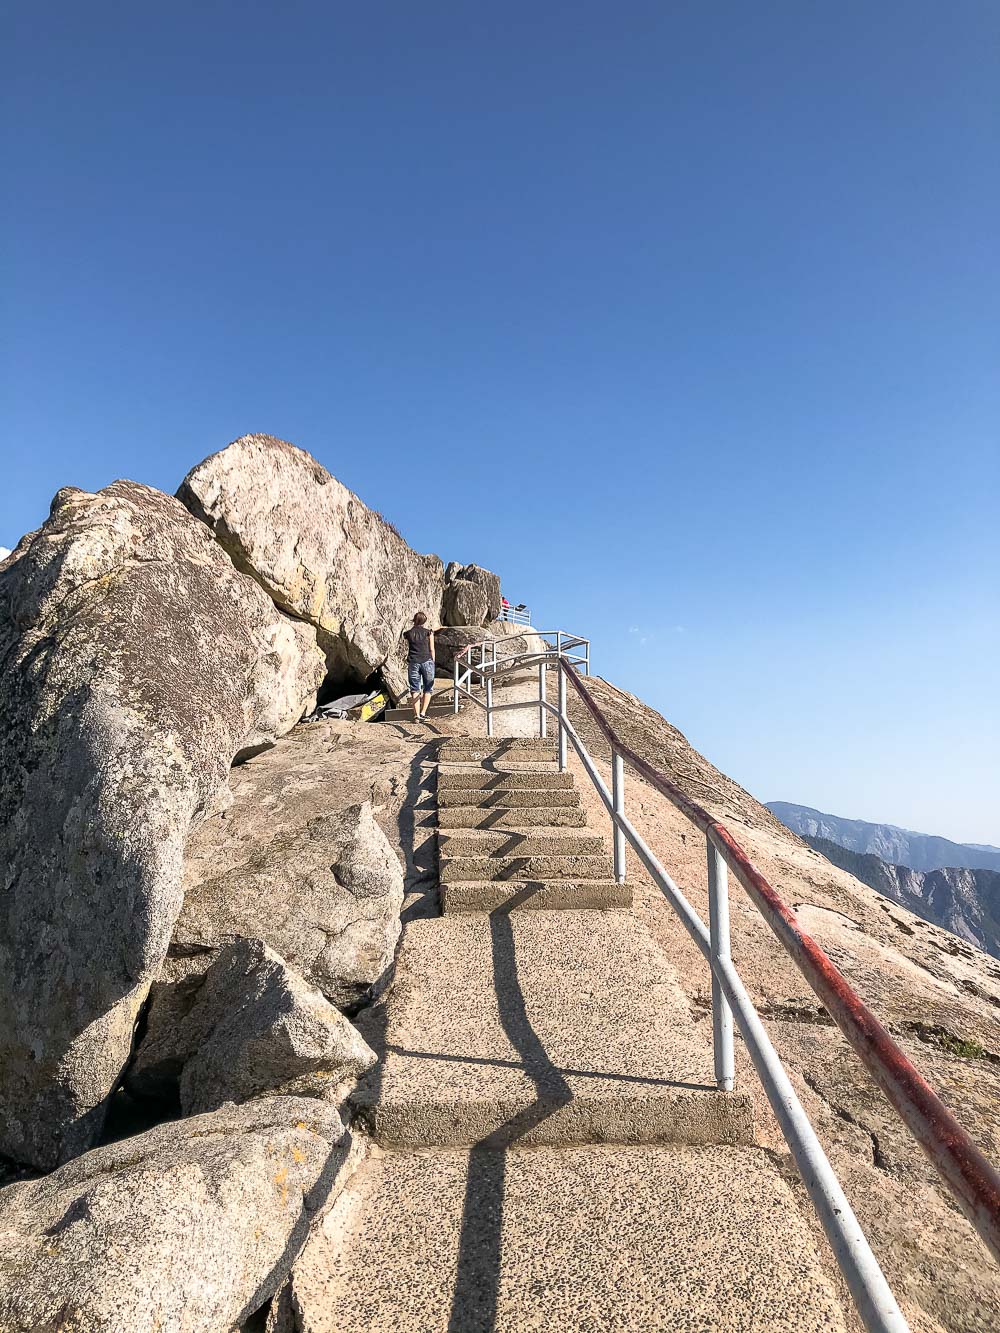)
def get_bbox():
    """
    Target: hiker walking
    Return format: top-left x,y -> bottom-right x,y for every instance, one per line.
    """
403,612 -> 436,722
